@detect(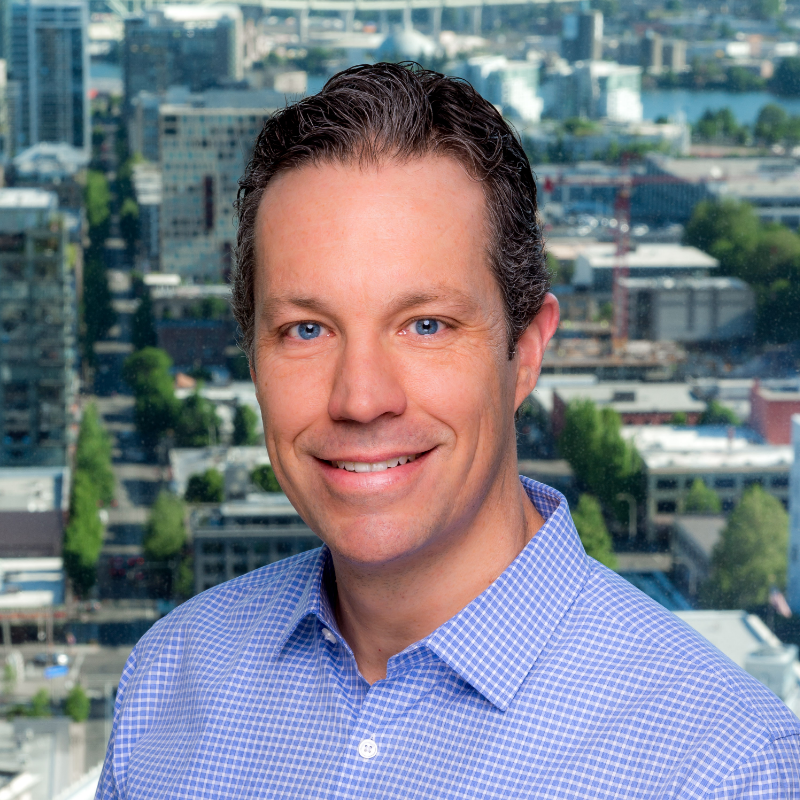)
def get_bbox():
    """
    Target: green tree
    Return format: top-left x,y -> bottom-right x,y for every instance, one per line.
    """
75,404 -> 115,507
63,472 -> 104,597
683,478 -> 722,514
558,400 -> 643,523
572,494 -> 618,570
698,400 -> 740,426
771,56 -> 800,97
701,486 -> 788,609
64,684 -> 90,722
28,689 -> 51,717
684,199 -> 762,283
670,411 -> 688,424
131,292 -> 158,352
119,197 -> 139,253
754,103 -> 788,144
81,254 -> 117,363
232,404 -> 260,446
85,170 -> 111,249
122,348 -> 178,449
251,464 -> 282,493
174,393 -> 220,448
184,469 -> 224,504
174,556 -> 195,599
143,491 -> 186,561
